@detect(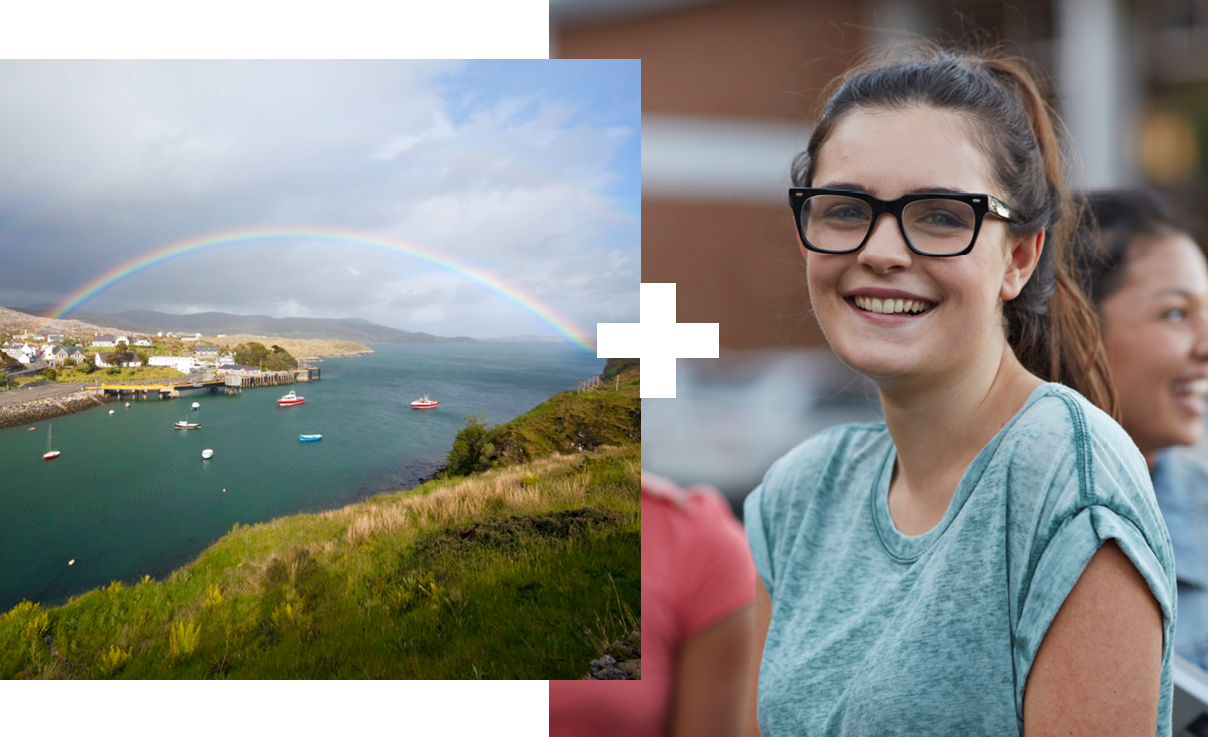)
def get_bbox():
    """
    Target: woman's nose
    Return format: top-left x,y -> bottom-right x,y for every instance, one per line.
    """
856,213 -> 913,272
